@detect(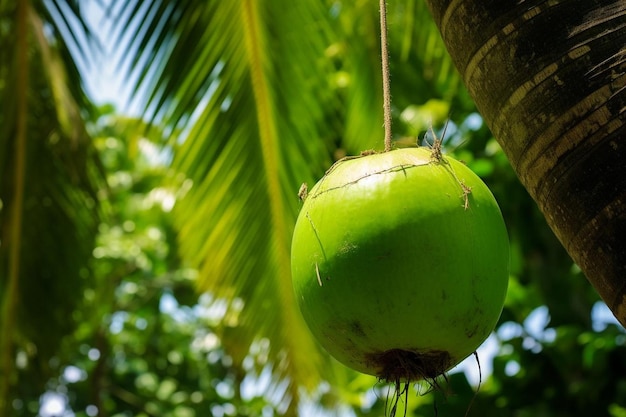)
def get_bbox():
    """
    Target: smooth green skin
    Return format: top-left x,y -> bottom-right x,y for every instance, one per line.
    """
291,147 -> 509,377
